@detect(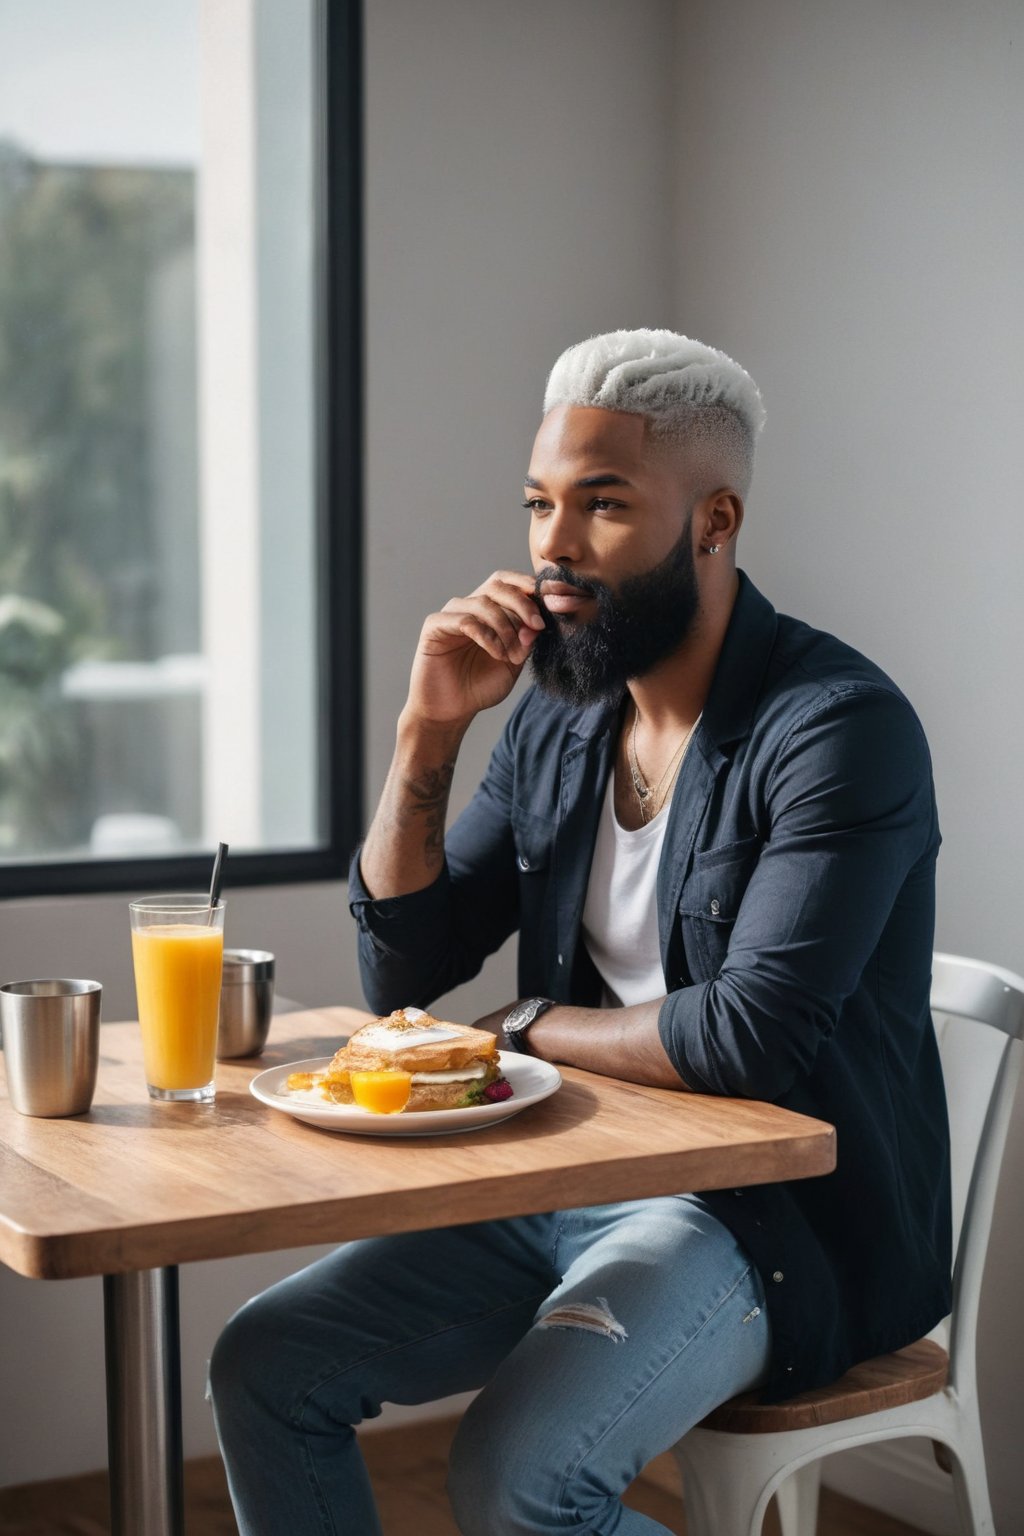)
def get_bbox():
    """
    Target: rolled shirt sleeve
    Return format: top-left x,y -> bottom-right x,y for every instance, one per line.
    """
658,684 -> 940,1100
